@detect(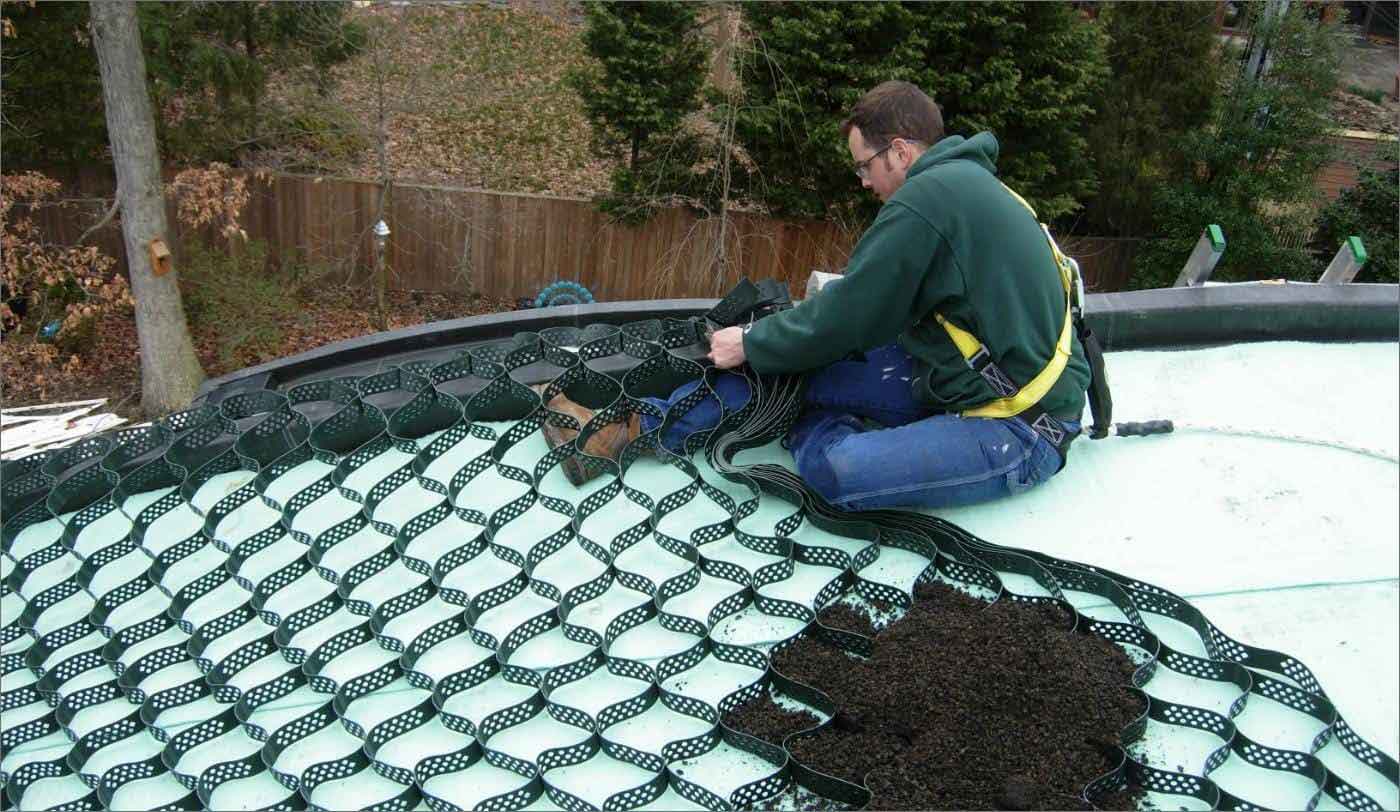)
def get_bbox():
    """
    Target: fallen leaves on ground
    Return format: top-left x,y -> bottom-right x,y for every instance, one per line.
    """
1331,89 -> 1400,134
0,288 -> 514,422
256,3 -> 617,198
